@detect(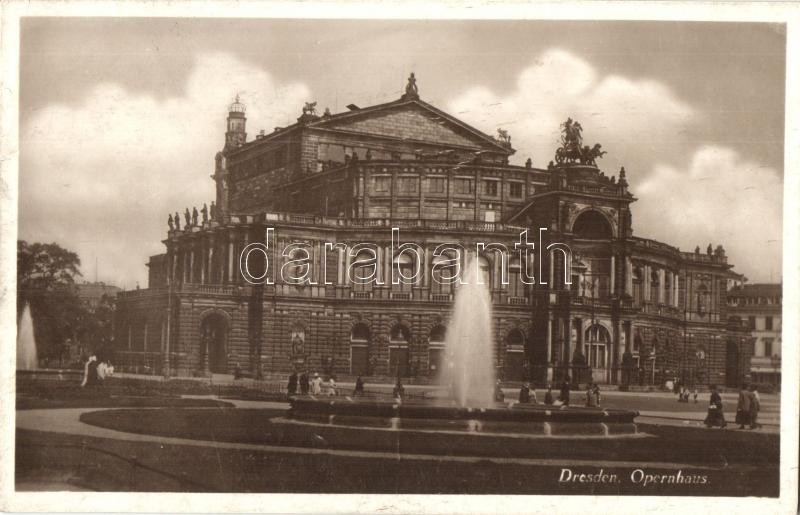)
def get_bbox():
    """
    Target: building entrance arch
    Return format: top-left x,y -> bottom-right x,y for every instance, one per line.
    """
200,313 -> 229,374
